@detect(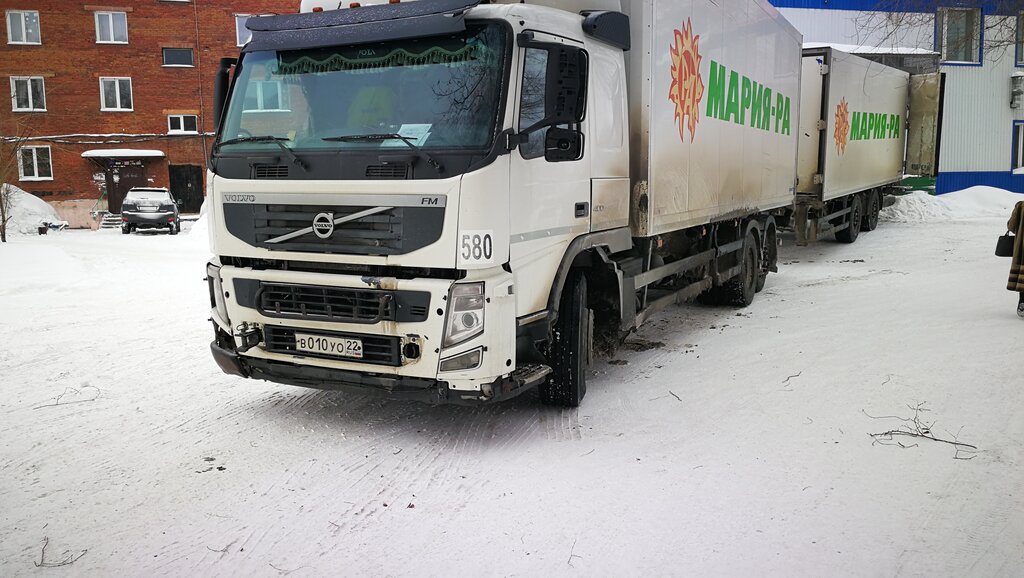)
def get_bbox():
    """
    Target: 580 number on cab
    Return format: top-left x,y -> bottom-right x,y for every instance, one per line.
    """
459,231 -> 494,266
